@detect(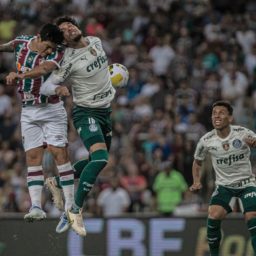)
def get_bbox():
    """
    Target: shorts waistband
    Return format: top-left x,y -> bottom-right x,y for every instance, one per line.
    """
227,177 -> 256,188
